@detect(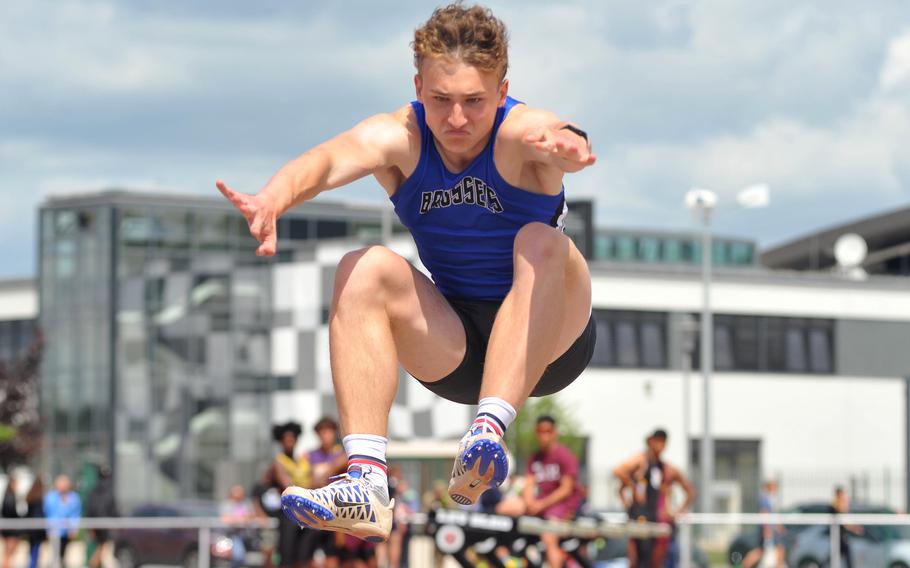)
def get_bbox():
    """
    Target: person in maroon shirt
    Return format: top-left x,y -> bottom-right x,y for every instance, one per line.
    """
522,415 -> 583,568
